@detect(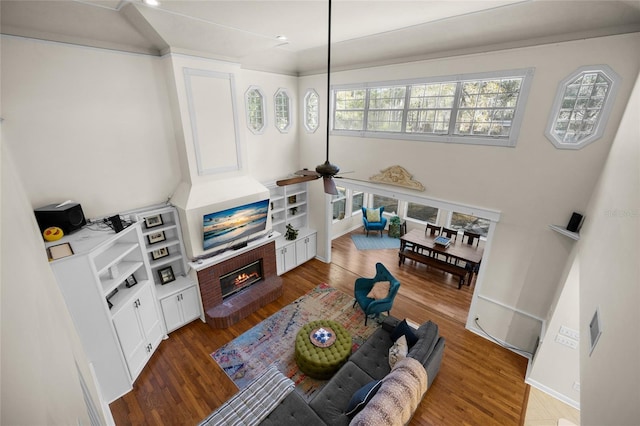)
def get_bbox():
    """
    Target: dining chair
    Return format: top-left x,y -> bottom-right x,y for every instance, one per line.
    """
425,223 -> 441,237
462,231 -> 481,247
441,227 -> 458,241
